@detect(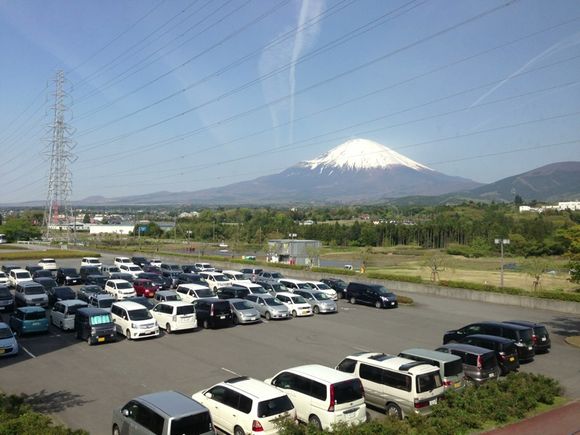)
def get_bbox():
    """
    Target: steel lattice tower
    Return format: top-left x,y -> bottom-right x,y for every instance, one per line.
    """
43,70 -> 76,242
